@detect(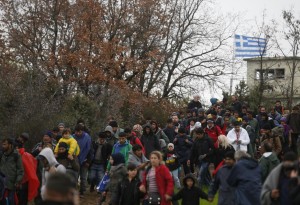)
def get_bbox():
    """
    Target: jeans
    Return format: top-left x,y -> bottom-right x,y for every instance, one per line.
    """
89,163 -> 105,188
1,190 -> 15,205
170,169 -> 181,189
198,161 -> 209,188
79,164 -> 89,194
